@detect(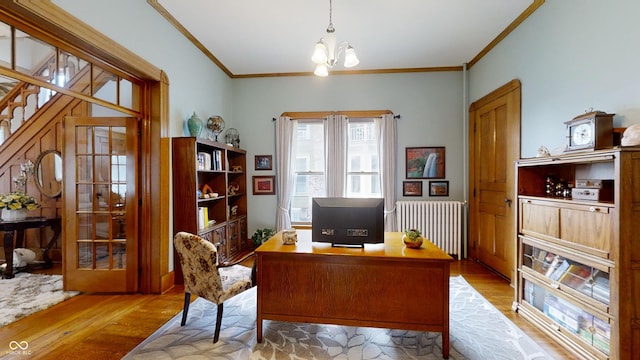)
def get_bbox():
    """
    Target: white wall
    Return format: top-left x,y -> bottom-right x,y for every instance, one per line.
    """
468,0 -> 640,158
232,72 -> 464,231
